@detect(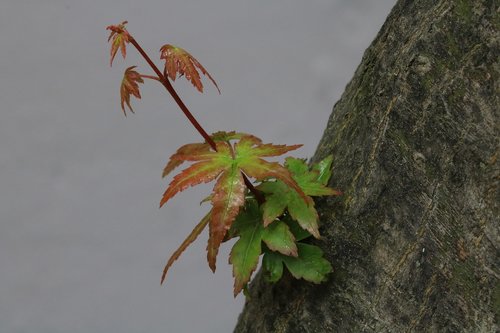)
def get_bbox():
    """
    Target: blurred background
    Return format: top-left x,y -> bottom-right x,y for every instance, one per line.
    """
0,1 -> 396,332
